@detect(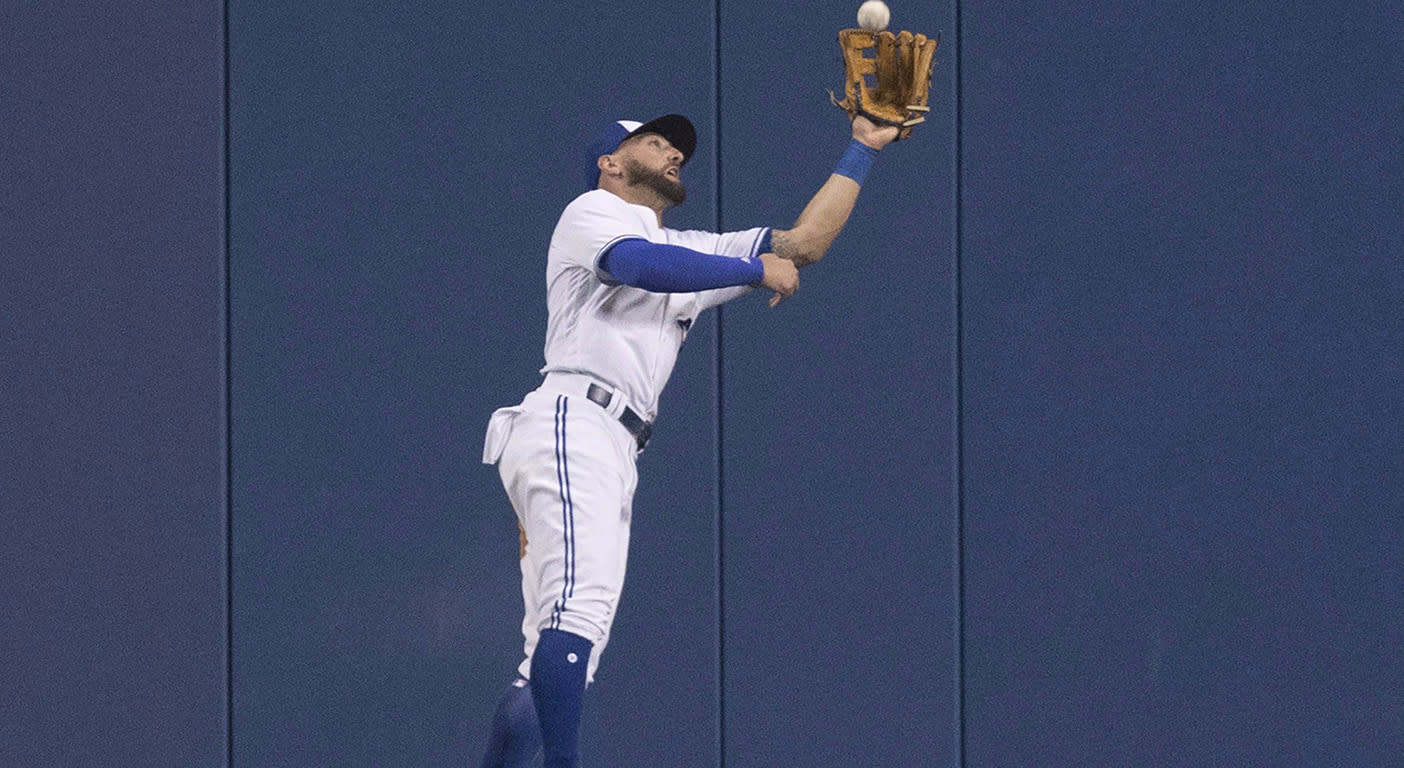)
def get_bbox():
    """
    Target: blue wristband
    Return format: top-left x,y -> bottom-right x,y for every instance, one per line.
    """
833,138 -> 878,185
